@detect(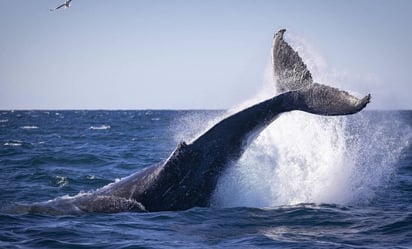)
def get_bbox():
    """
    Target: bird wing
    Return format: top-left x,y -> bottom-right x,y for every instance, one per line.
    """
55,3 -> 66,9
